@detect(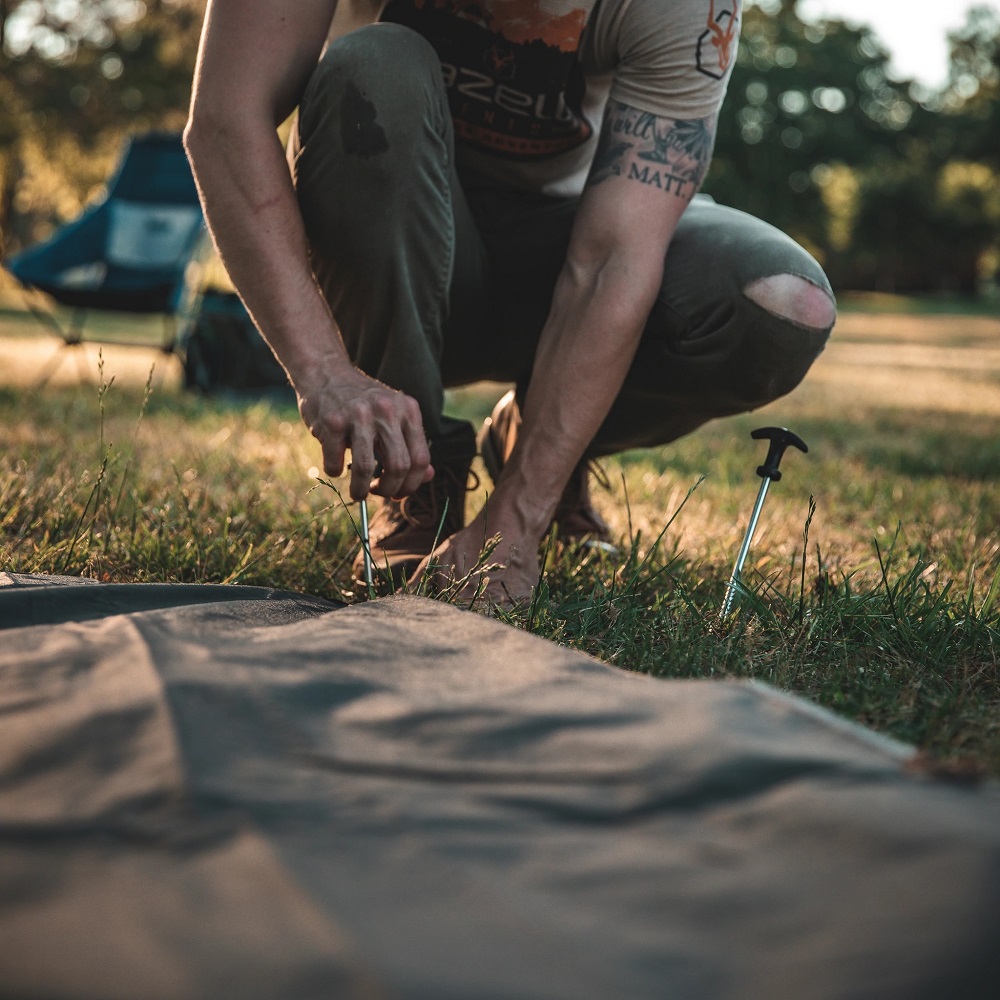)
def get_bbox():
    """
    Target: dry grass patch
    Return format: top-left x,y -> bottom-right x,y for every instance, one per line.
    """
1,303 -> 998,775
